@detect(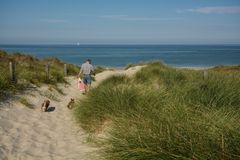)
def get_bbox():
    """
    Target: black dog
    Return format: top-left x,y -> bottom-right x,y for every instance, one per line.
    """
67,98 -> 75,109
